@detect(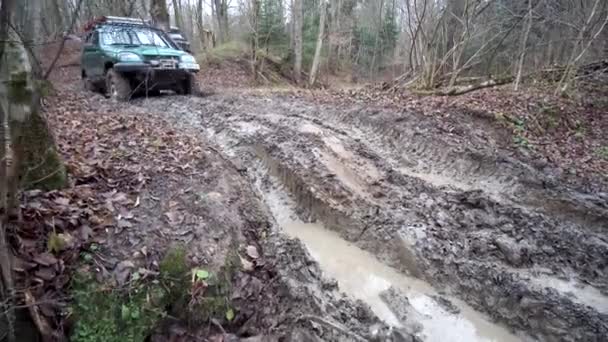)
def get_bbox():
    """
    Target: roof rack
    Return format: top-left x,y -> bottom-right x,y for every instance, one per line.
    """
105,16 -> 151,25
83,16 -> 153,32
